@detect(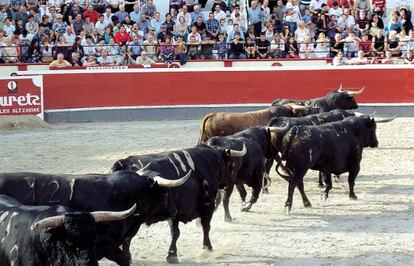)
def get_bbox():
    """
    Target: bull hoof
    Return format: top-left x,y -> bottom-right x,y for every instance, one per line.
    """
240,202 -> 252,212
224,215 -> 232,223
284,203 -> 292,214
203,245 -> 213,251
349,194 -> 358,200
166,254 -> 179,264
318,183 -> 325,188
304,201 -> 312,208
262,188 -> 269,194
